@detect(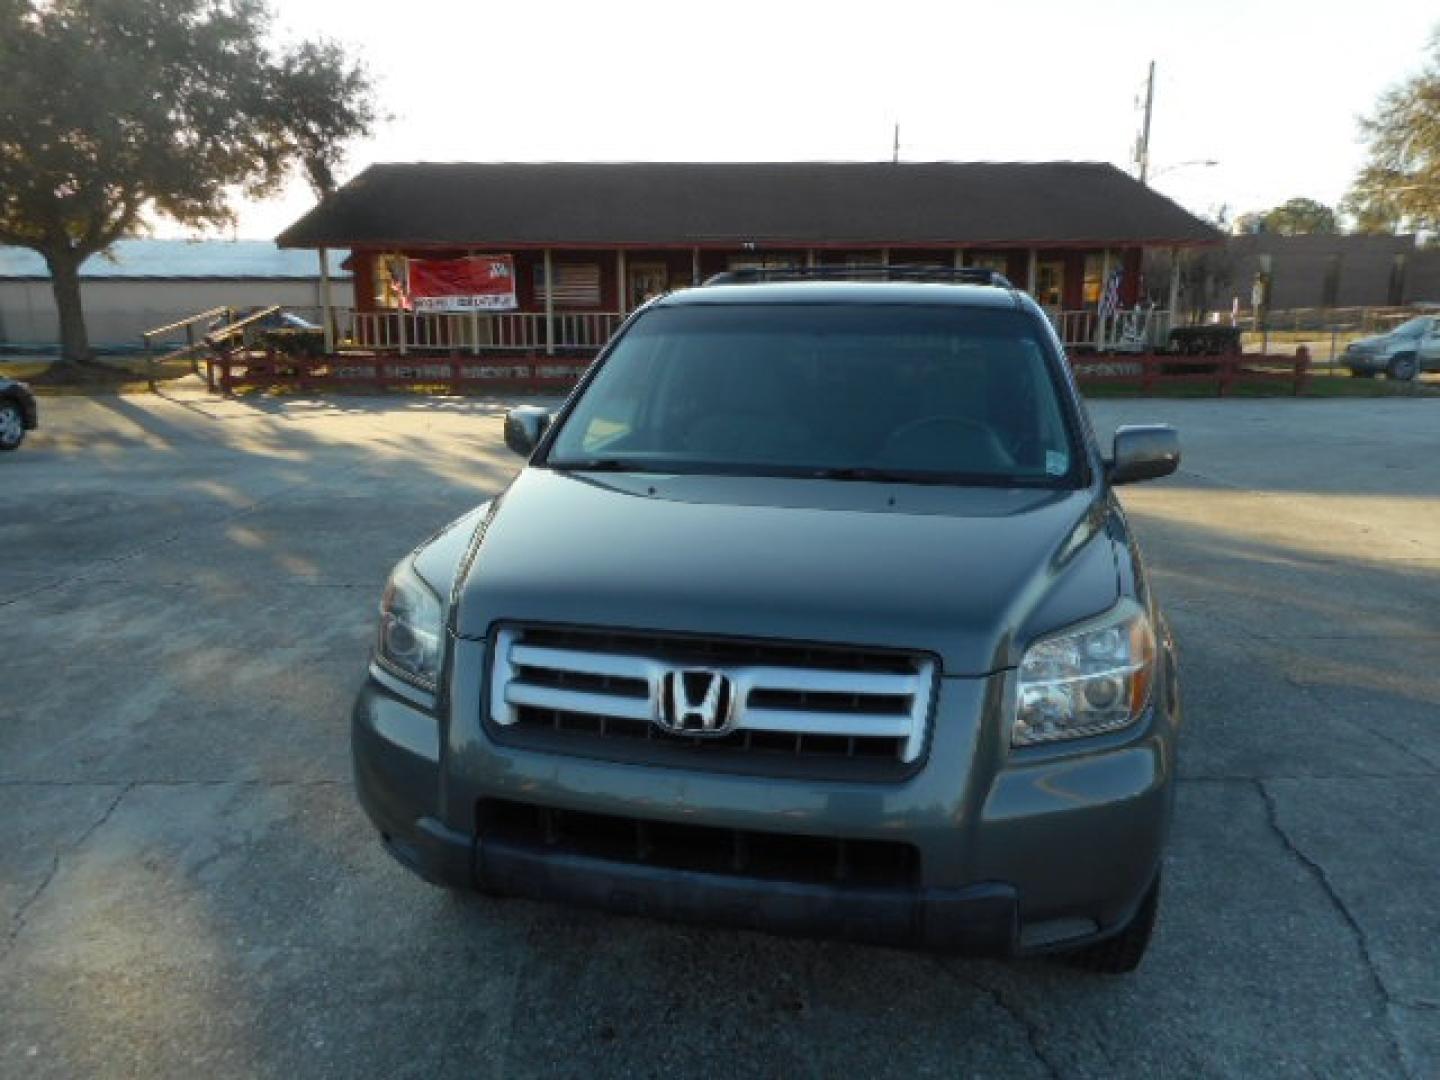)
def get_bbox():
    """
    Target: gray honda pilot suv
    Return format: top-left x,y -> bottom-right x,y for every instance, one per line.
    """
353,269 -> 1182,973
